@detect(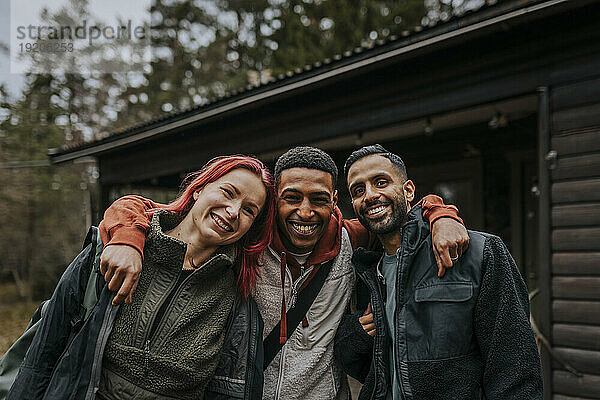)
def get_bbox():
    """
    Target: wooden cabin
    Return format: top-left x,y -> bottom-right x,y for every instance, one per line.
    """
50,0 -> 600,397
